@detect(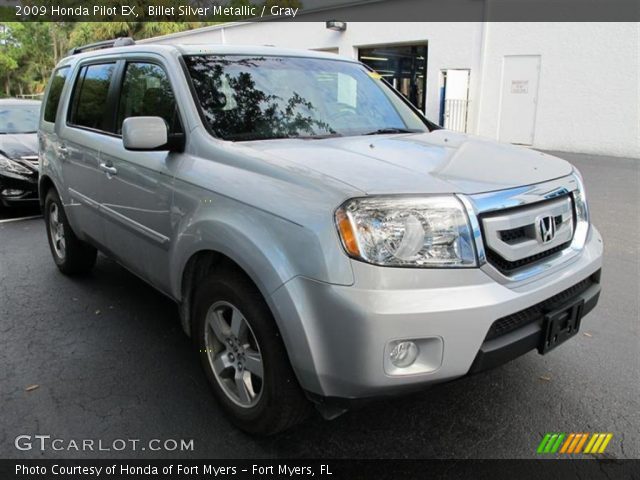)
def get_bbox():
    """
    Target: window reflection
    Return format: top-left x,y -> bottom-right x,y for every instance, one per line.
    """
184,55 -> 427,141
117,63 -> 182,135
